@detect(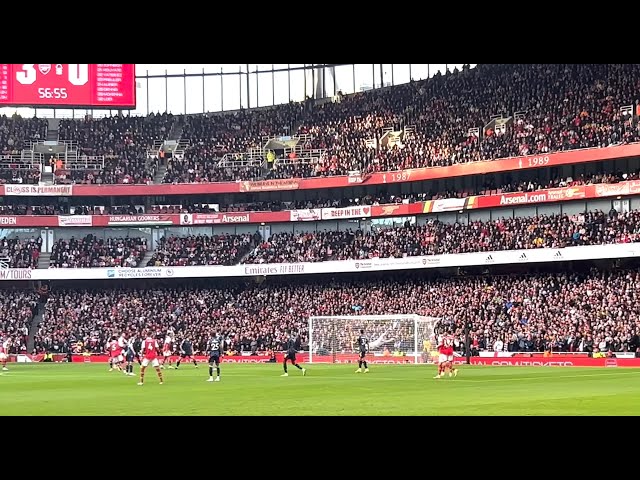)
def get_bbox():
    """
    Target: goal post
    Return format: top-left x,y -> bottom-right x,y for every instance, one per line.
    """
308,315 -> 441,364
